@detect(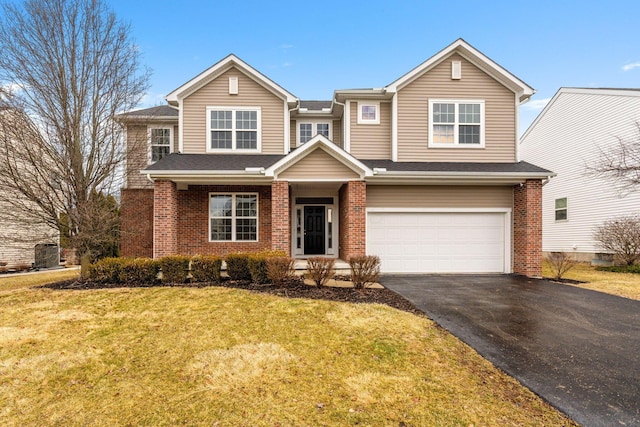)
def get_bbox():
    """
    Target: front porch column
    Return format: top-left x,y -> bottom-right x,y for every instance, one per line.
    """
271,180 -> 290,255
153,180 -> 178,258
513,179 -> 543,277
339,180 -> 366,260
